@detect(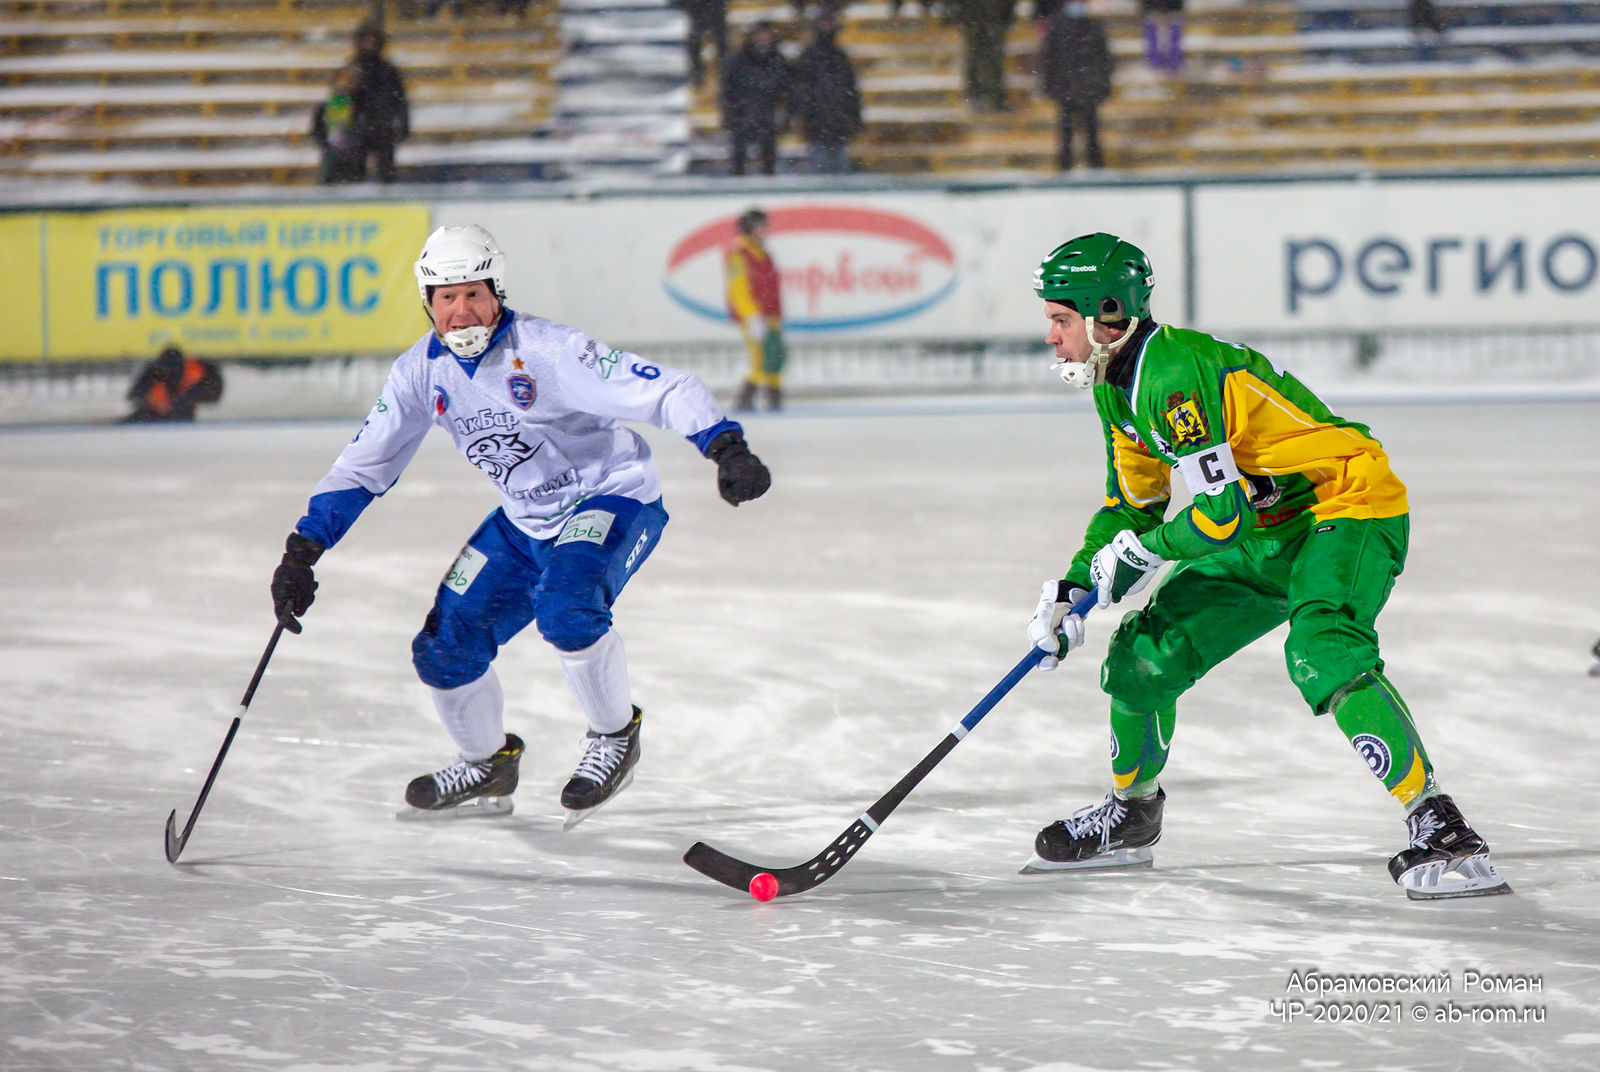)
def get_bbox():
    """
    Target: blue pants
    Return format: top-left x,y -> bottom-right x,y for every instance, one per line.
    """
412,497 -> 668,689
